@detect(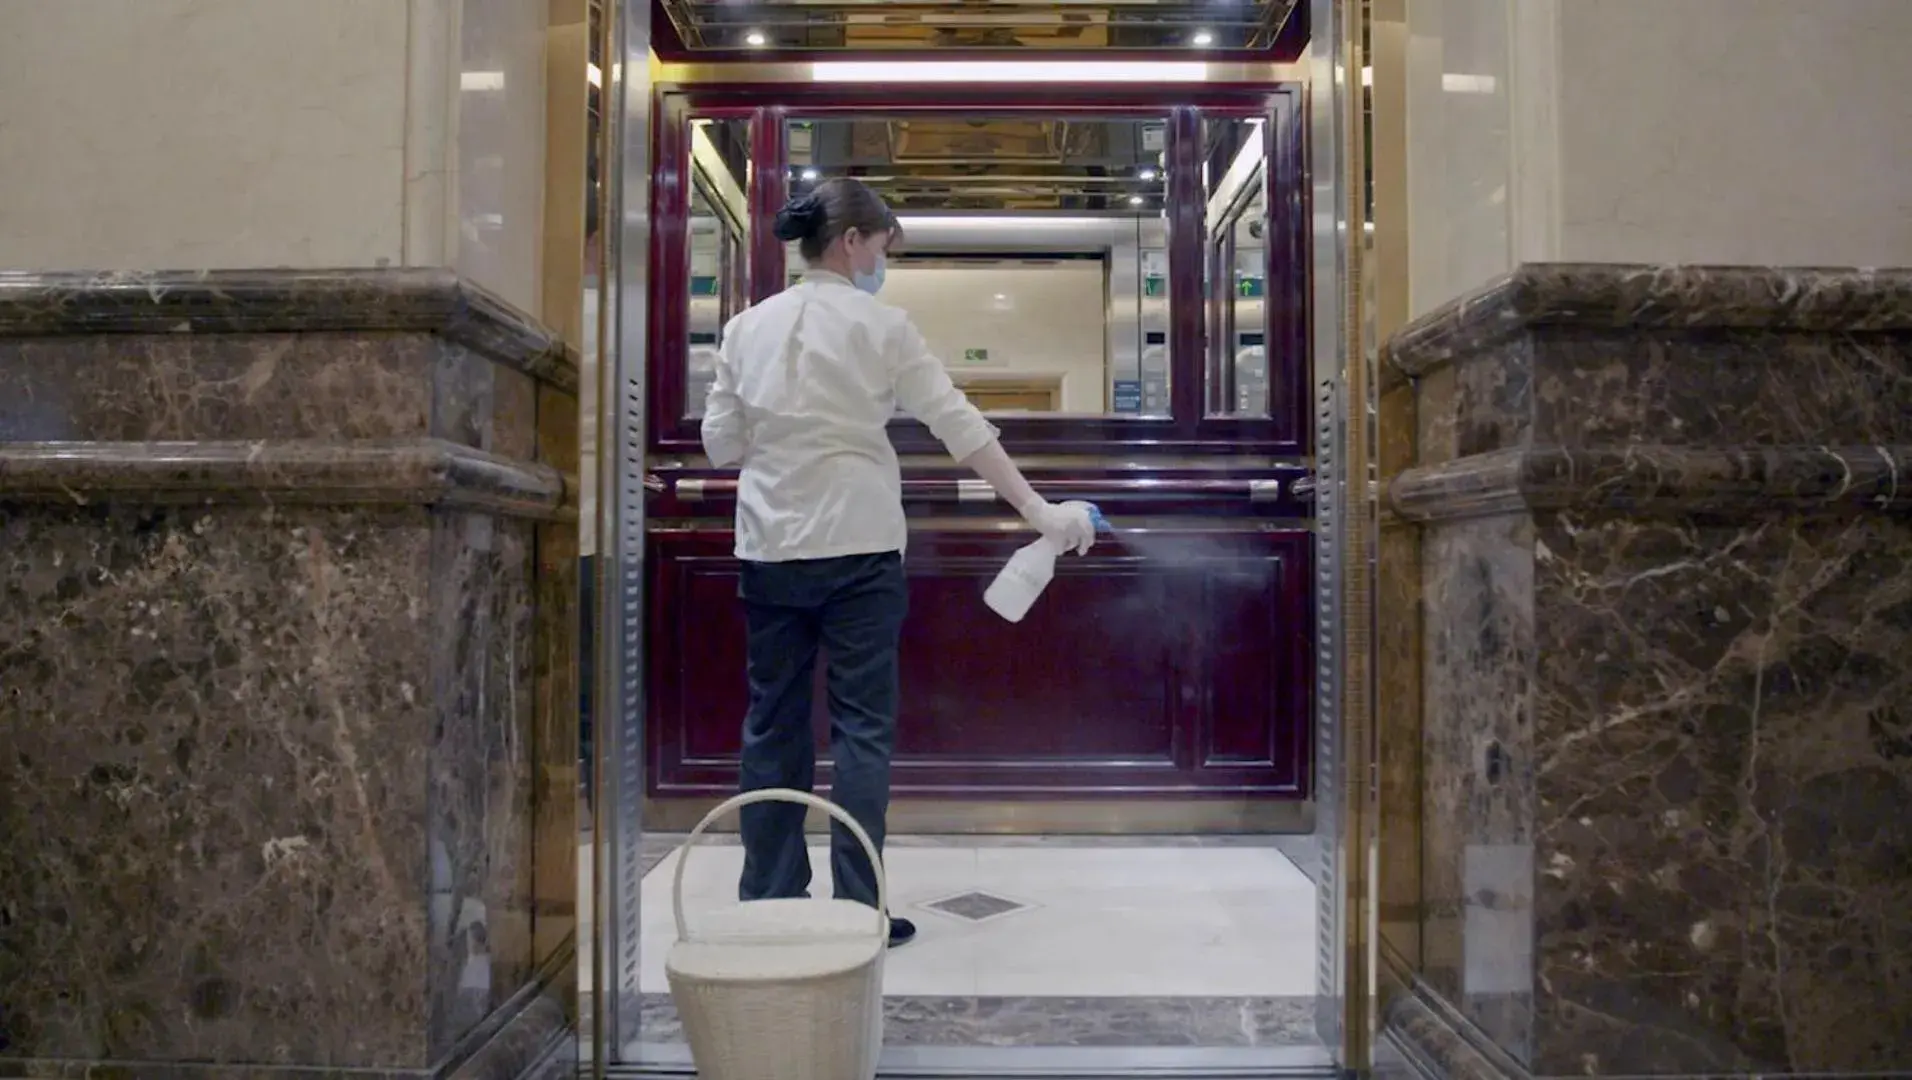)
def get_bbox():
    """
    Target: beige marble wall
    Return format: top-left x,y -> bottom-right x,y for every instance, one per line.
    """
1404,0 -> 1912,315
1403,0 -> 1562,316
447,0 -> 553,312
0,0 -> 550,316
1555,0 -> 1912,268
0,0 -> 410,270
